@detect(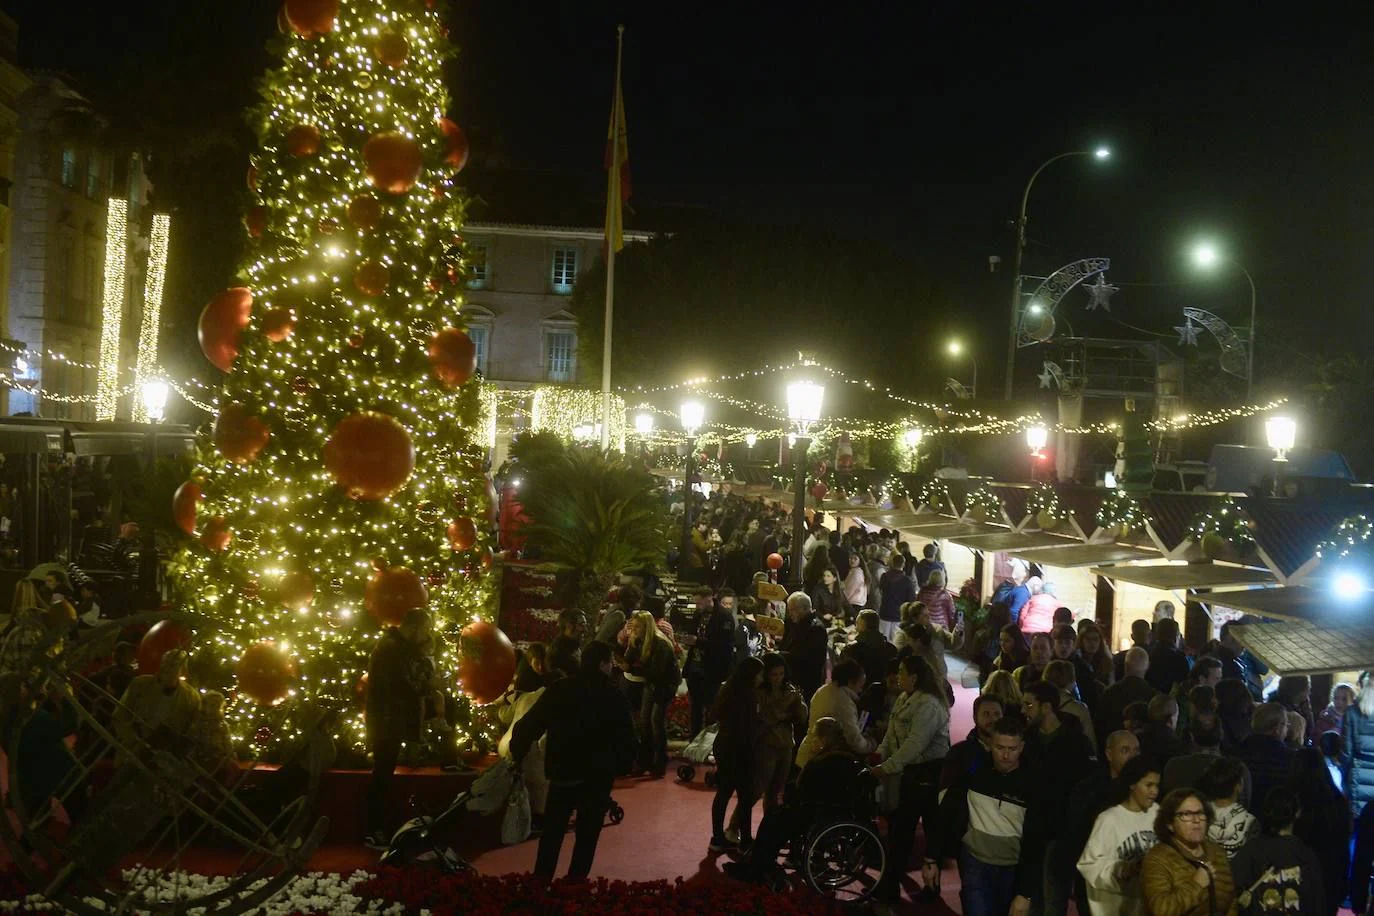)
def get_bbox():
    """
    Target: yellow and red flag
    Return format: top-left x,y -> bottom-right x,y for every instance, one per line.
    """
604,29 -> 630,253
